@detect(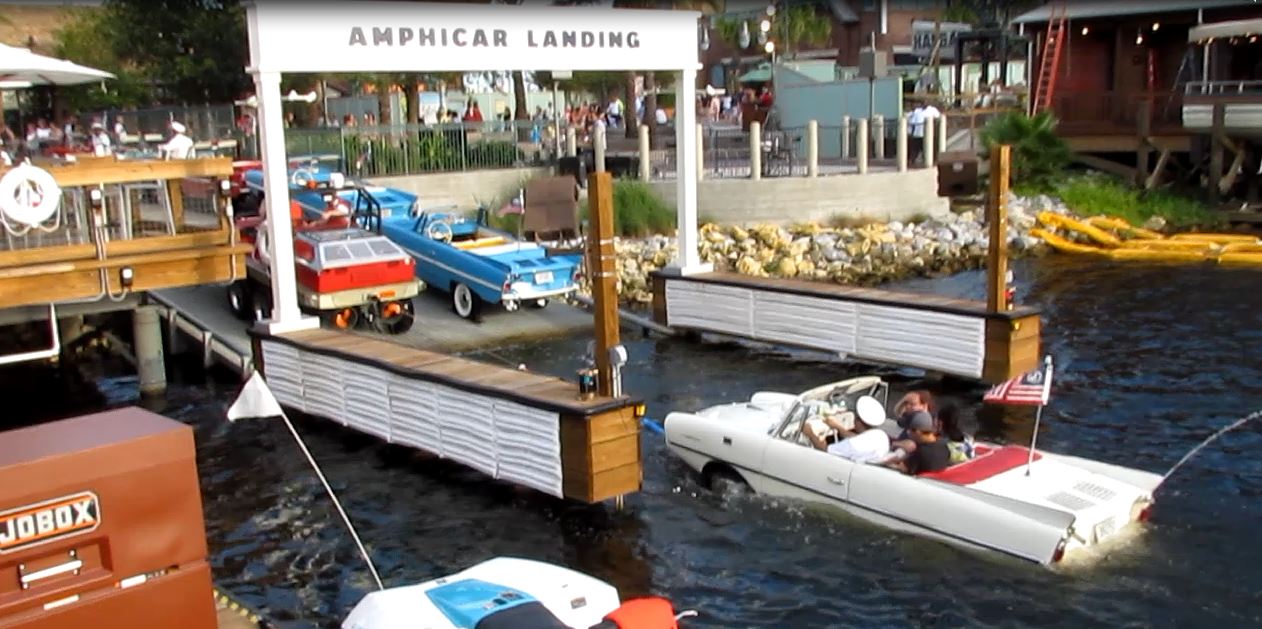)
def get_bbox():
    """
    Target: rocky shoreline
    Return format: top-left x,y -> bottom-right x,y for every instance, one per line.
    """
576,194 -> 1095,305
